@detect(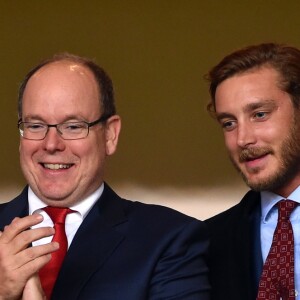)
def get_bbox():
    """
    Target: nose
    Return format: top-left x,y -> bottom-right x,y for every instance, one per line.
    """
42,127 -> 66,153
236,121 -> 257,148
